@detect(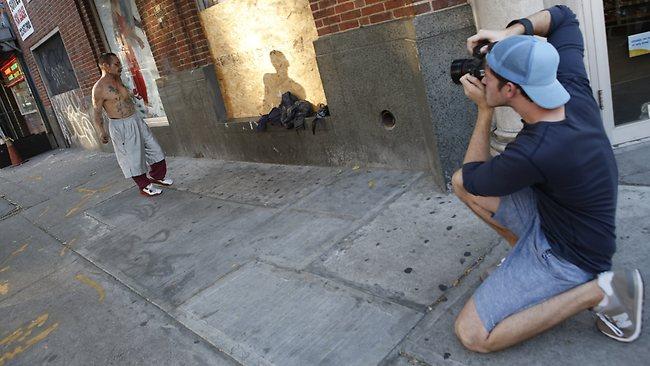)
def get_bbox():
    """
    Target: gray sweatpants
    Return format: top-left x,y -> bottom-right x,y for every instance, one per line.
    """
108,114 -> 165,178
